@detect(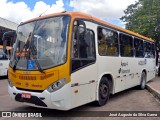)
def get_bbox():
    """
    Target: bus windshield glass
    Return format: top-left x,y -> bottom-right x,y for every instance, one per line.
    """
10,15 -> 70,70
